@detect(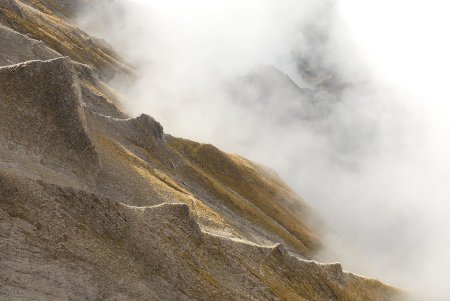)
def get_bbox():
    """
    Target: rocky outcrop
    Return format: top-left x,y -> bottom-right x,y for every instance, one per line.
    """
0,58 -> 100,182
127,114 -> 166,144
